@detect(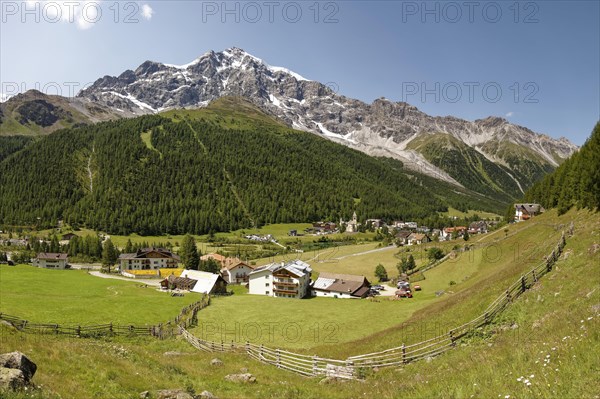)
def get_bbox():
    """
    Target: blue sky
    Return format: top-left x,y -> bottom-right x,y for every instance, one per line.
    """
1,0 -> 598,145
